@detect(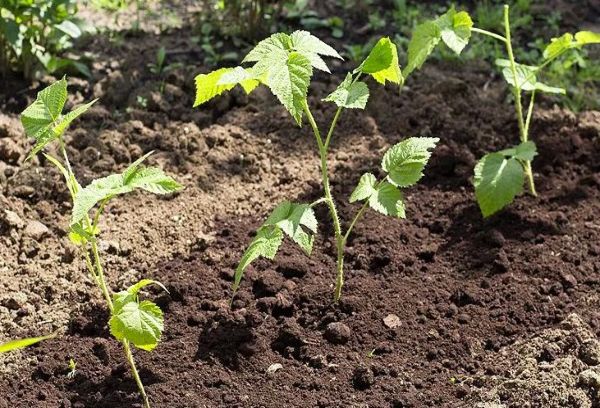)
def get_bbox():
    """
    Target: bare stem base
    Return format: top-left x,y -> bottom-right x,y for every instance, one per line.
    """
333,240 -> 345,303
124,340 -> 150,408
524,160 -> 537,196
